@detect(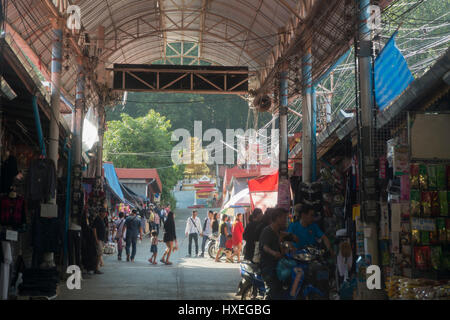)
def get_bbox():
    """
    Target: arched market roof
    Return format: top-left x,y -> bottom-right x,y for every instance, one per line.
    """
5,0 -> 392,107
